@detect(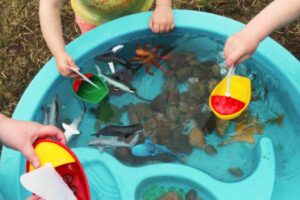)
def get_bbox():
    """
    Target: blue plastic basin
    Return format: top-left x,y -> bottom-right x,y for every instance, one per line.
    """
0,10 -> 299,200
